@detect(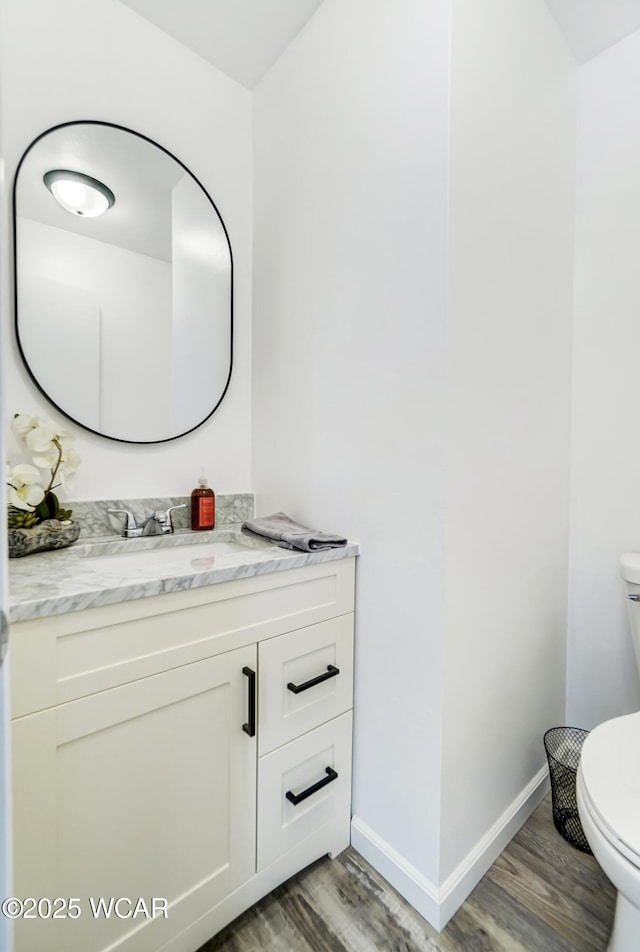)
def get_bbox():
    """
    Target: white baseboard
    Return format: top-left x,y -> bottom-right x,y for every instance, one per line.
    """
437,765 -> 550,927
350,814 -> 442,928
350,764 -> 550,932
